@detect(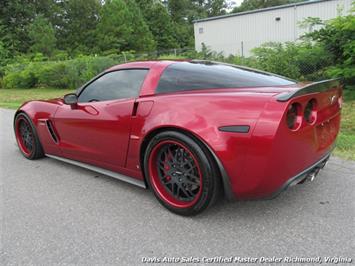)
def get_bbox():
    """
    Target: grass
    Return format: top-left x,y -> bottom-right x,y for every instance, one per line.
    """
0,86 -> 354,160
0,87 -> 73,109
334,88 -> 355,160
